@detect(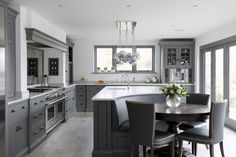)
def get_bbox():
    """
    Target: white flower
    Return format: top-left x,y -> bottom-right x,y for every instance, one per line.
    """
170,90 -> 174,94
177,89 -> 181,94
